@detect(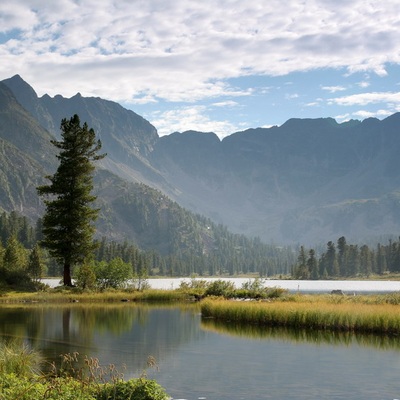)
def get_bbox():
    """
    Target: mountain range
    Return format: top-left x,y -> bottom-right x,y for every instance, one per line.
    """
1,74 -> 400,247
